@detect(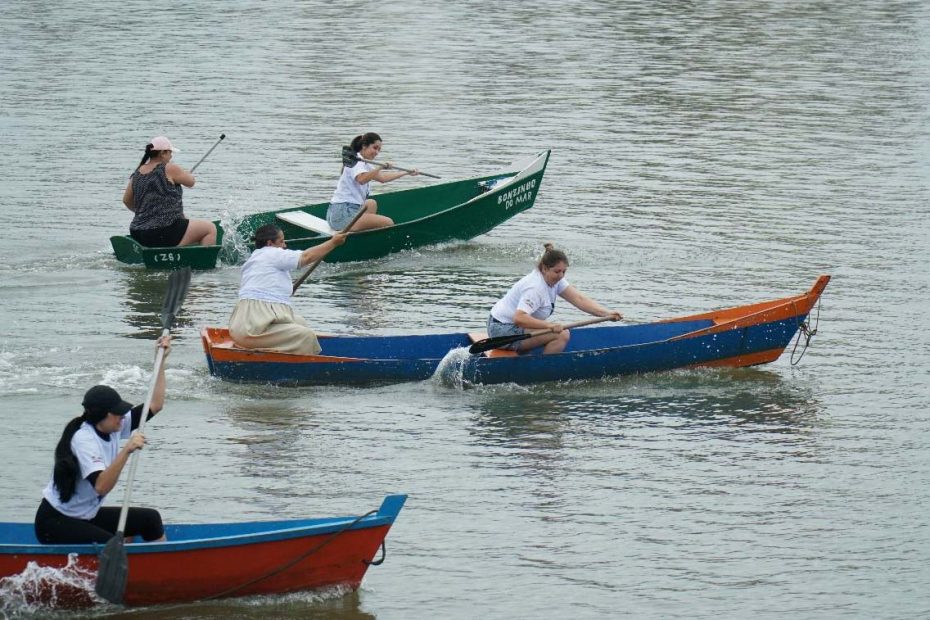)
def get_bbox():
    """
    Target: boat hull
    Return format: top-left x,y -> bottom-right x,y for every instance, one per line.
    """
202,276 -> 830,386
110,225 -> 225,271
0,495 -> 406,608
